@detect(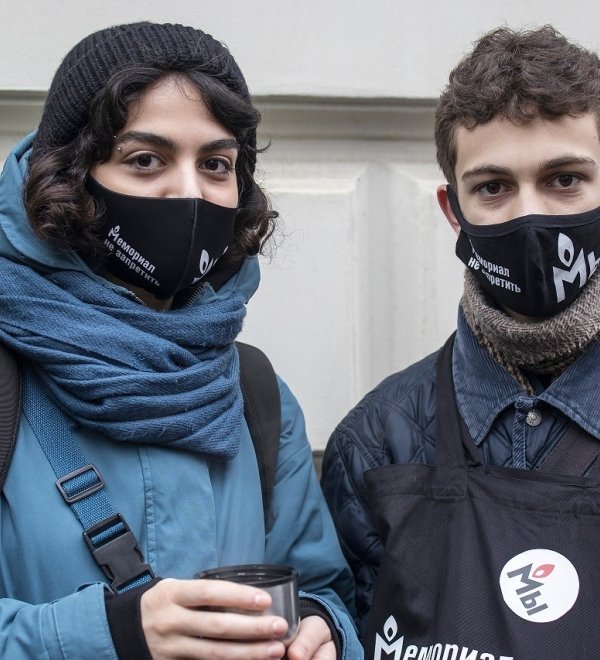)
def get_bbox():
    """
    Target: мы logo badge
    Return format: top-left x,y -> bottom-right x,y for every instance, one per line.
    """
499,549 -> 579,622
